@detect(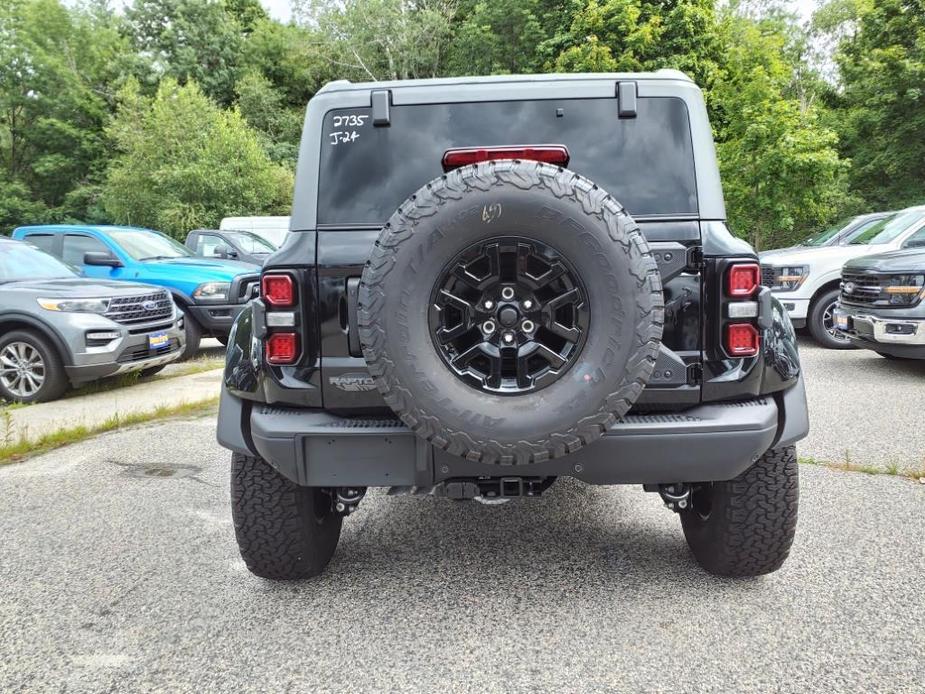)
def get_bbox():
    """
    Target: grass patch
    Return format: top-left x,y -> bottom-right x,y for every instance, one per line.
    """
0,355 -> 224,412
0,396 -> 219,466
799,455 -> 925,482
